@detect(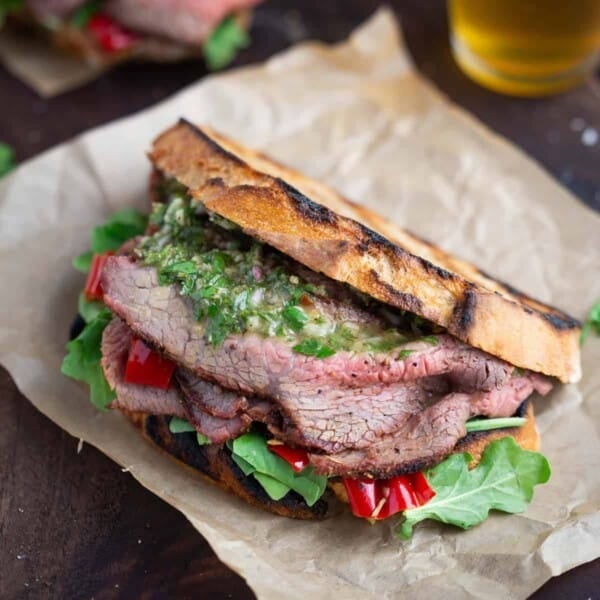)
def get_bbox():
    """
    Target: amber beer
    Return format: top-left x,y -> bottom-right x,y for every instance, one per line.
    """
449,0 -> 600,96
